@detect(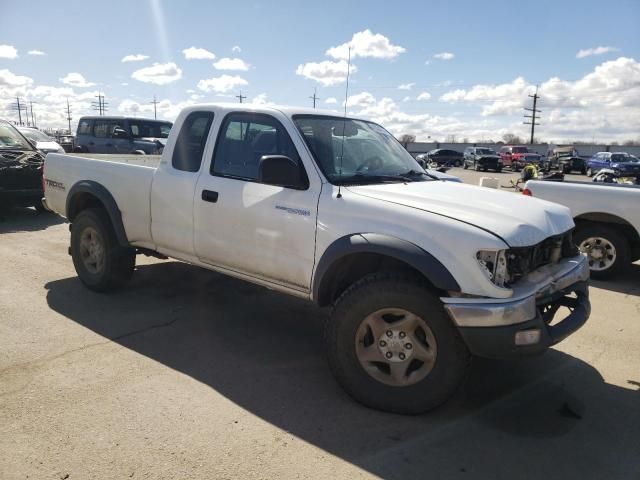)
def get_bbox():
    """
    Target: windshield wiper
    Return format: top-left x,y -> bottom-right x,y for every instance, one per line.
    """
400,169 -> 440,181
333,173 -> 413,185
